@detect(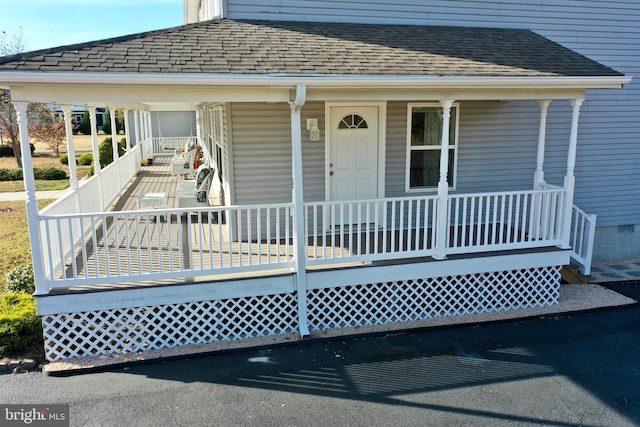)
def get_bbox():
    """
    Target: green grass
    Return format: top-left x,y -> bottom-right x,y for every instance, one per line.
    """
0,200 -> 53,293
